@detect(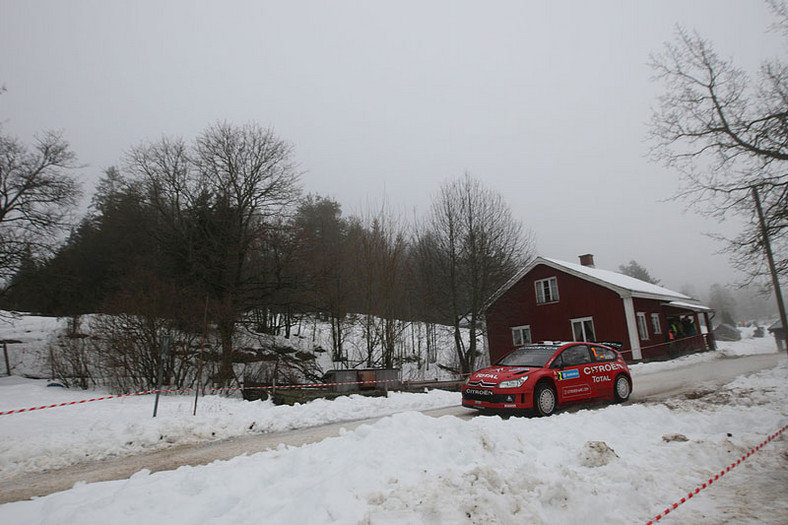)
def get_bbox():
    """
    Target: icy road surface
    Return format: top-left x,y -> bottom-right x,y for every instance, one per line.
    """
630,352 -> 781,400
